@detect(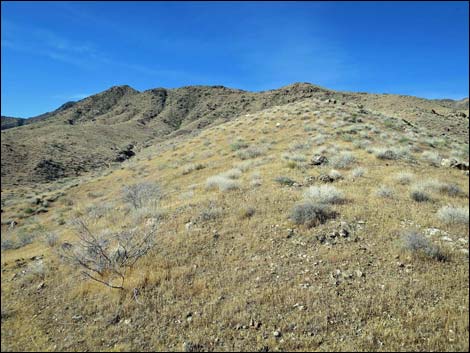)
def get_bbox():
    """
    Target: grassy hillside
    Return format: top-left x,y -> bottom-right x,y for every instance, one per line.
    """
2,83 -> 468,186
1,97 -> 468,351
